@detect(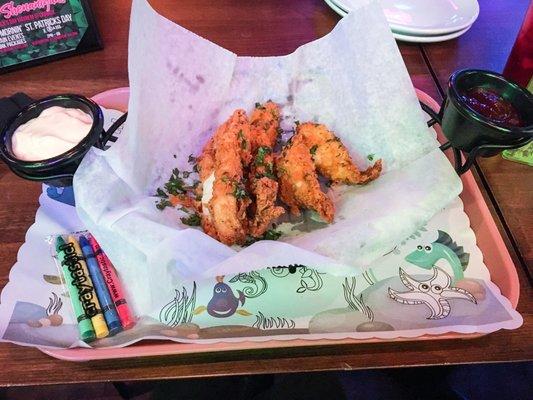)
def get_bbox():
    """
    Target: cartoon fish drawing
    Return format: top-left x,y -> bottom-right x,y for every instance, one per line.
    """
206,276 -> 246,318
405,230 -> 469,281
